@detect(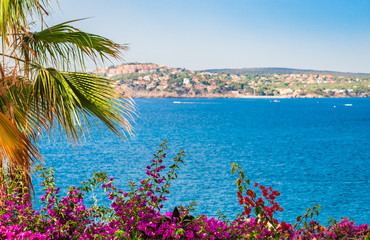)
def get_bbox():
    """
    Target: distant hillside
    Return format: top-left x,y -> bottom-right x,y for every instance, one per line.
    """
92,63 -> 370,98
203,67 -> 370,77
